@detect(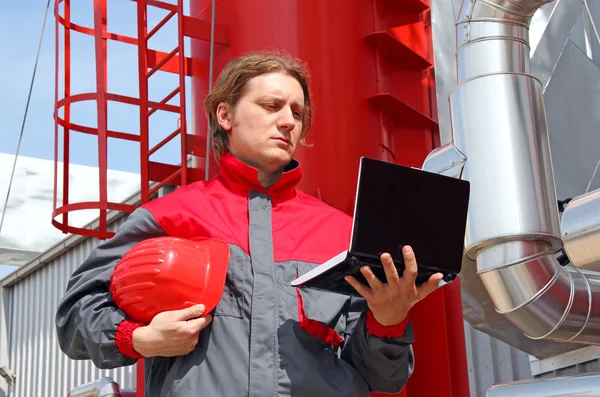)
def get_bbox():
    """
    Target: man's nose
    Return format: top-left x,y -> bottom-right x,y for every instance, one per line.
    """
277,107 -> 296,130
